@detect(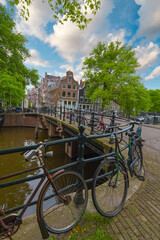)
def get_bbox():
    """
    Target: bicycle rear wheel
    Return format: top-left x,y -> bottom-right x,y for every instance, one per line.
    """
92,158 -> 128,217
131,143 -> 143,177
38,170 -> 88,234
